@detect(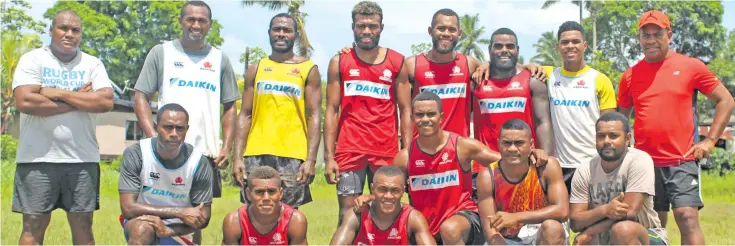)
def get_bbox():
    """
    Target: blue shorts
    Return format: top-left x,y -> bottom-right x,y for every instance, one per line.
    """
119,215 -> 195,245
